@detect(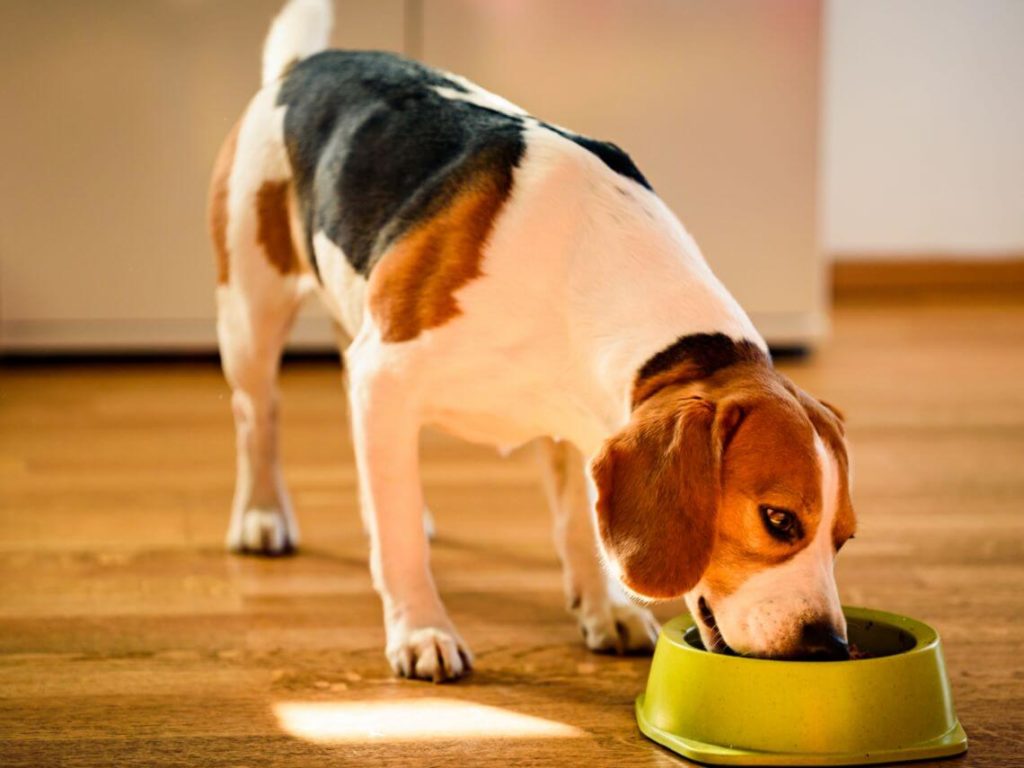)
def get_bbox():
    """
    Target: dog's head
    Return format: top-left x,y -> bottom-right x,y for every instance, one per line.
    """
591,362 -> 856,659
